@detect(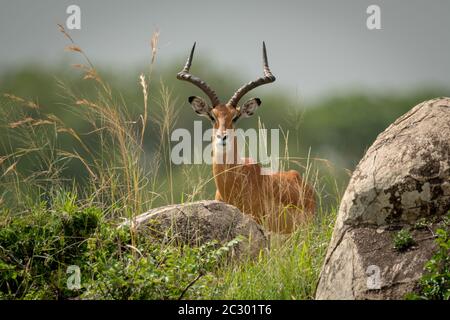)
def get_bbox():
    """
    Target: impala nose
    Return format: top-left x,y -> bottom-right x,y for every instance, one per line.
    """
217,134 -> 227,140
216,133 -> 228,145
